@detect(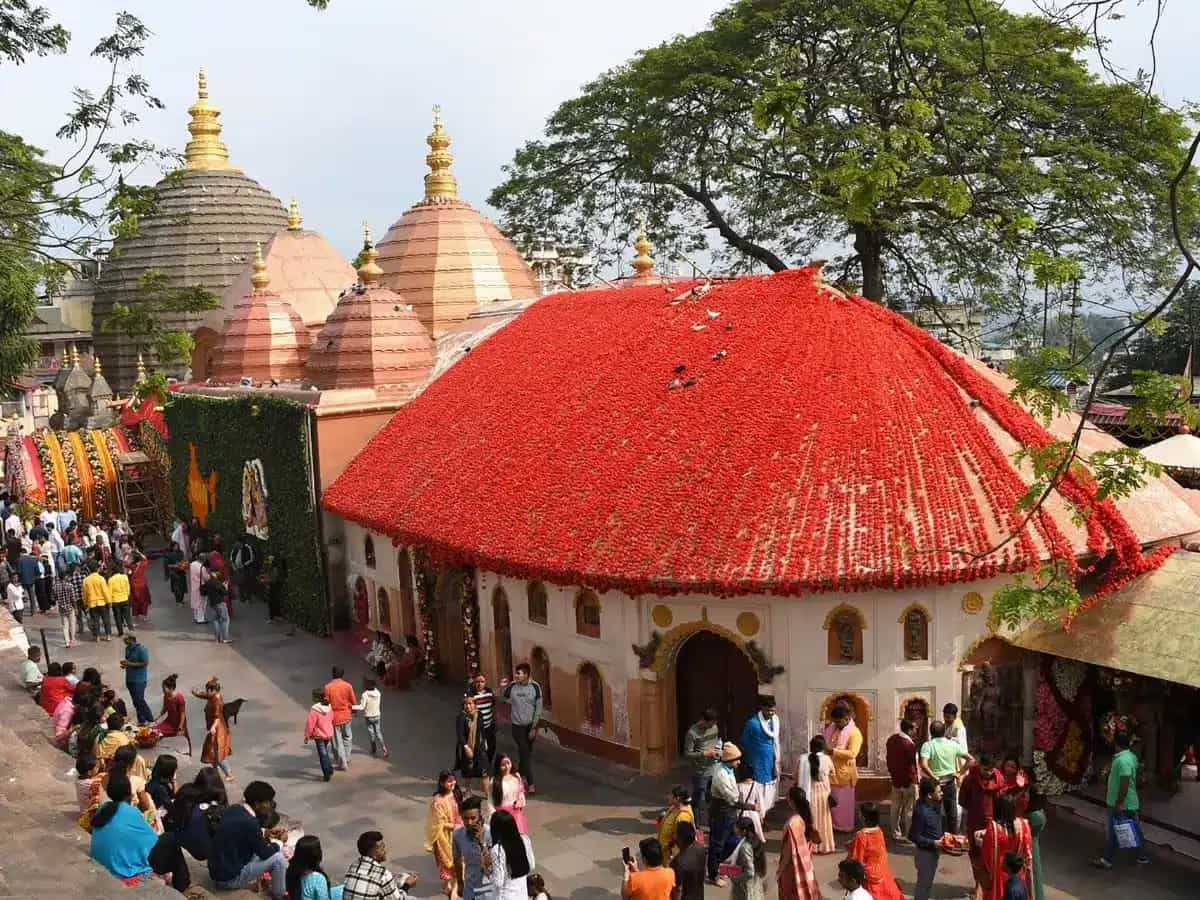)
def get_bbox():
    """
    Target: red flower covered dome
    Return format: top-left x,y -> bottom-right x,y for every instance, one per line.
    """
322,268 -> 1194,598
